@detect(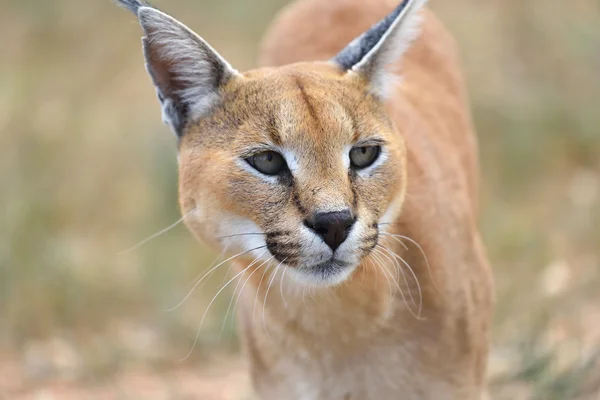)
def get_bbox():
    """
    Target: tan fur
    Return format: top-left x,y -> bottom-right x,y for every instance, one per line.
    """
173,0 -> 495,398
